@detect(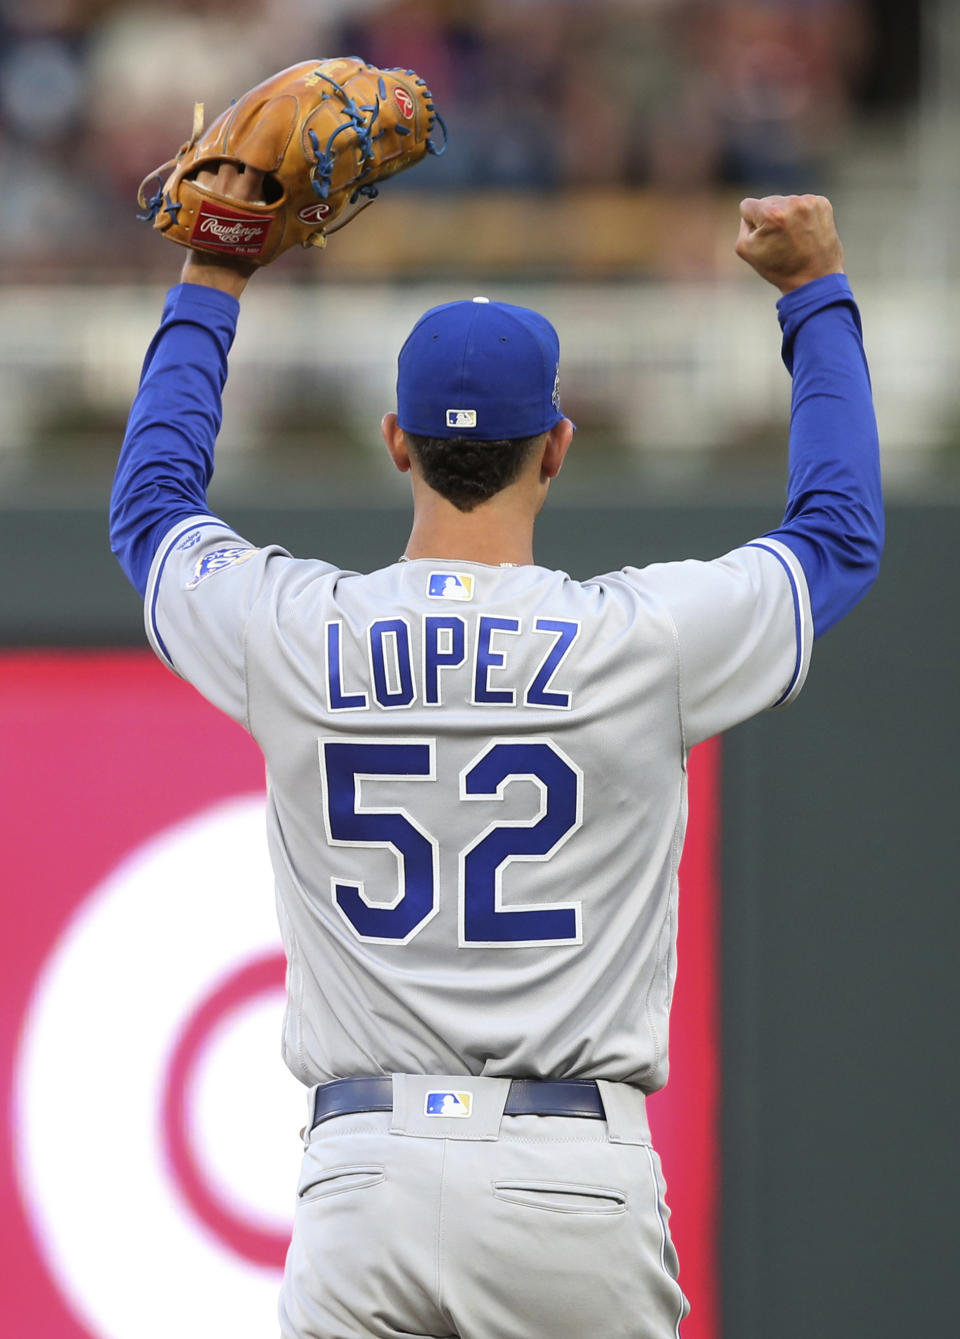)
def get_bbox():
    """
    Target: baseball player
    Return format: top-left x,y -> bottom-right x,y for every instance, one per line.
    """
111,150 -> 881,1335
